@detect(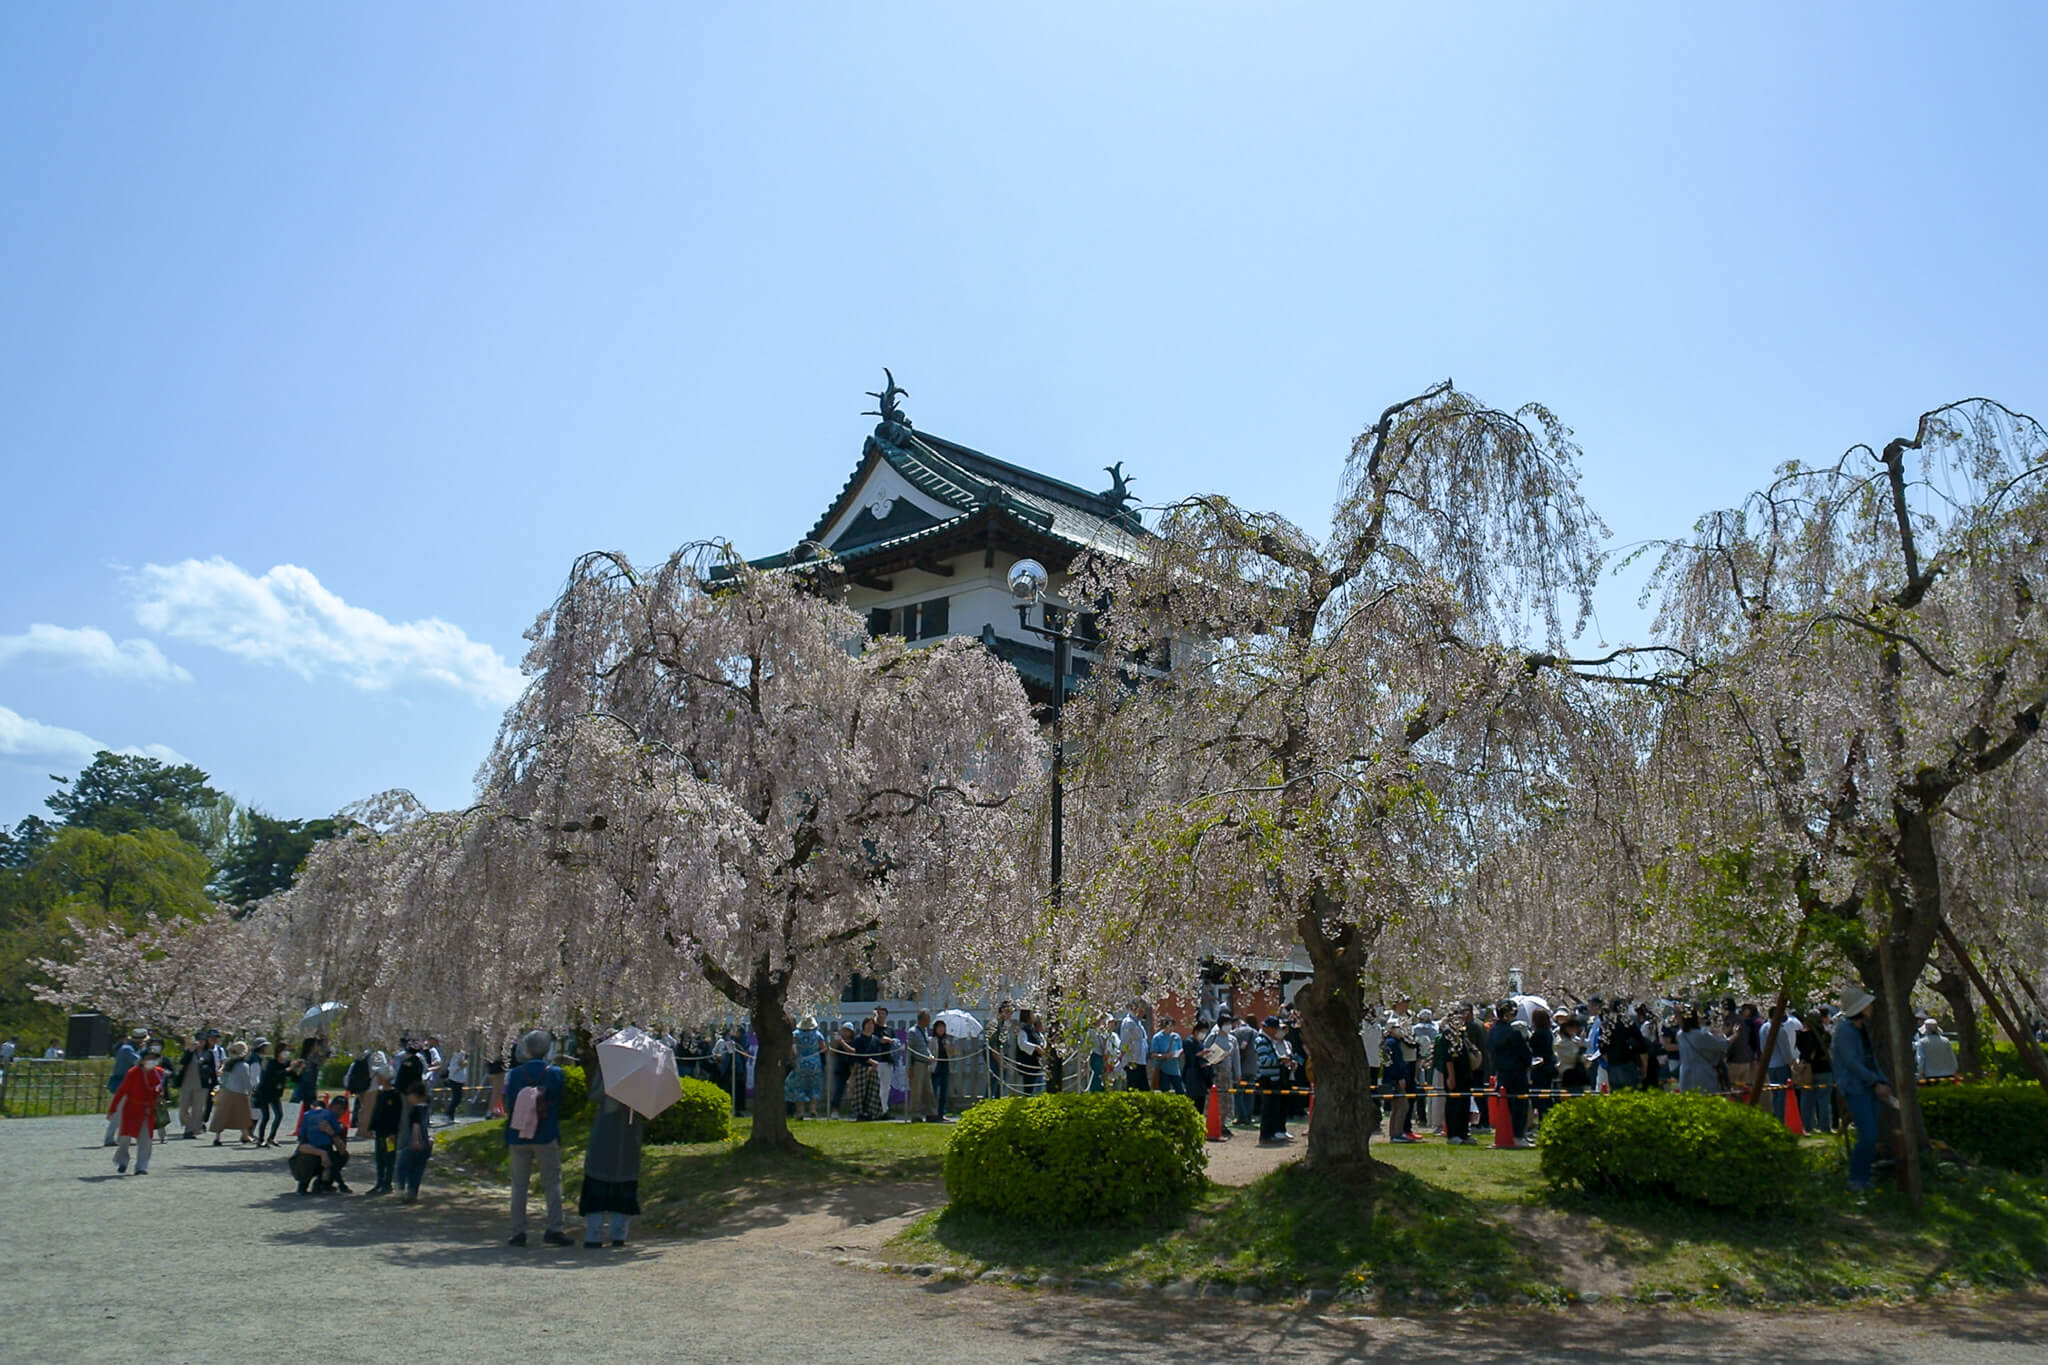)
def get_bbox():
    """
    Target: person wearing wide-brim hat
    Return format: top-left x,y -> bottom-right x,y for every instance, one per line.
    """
1830,984 -> 1893,1193
789,1015 -> 825,1119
